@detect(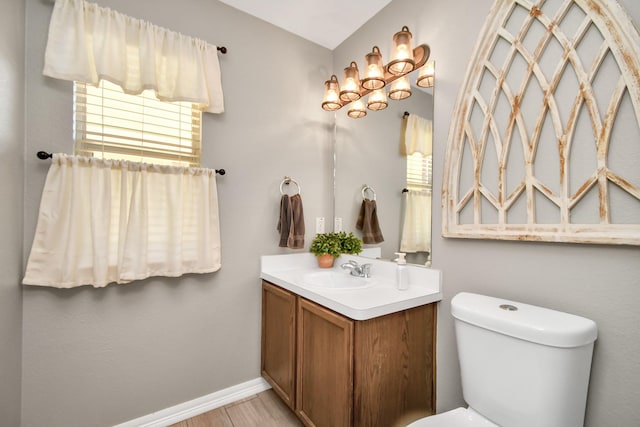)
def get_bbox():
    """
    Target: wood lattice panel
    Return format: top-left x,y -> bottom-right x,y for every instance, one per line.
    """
443,0 -> 640,245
